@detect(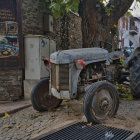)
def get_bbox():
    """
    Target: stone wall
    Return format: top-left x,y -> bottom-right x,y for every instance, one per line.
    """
22,0 -> 82,49
0,69 -> 23,101
54,12 -> 82,50
22,0 -> 44,35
